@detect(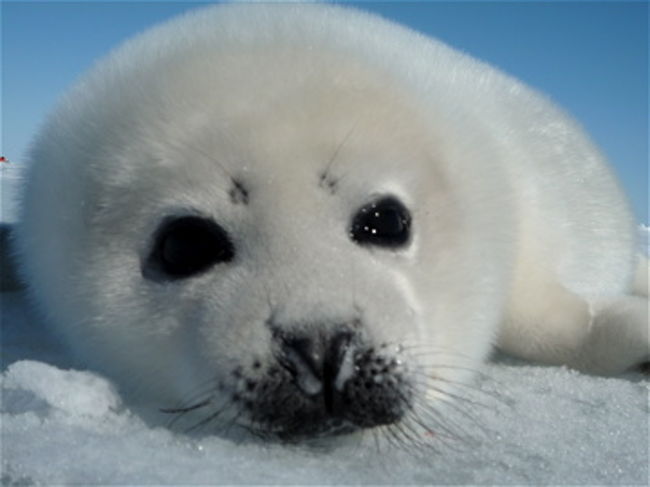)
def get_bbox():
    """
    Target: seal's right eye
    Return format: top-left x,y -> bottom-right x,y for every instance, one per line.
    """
144,216 -> 234,280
